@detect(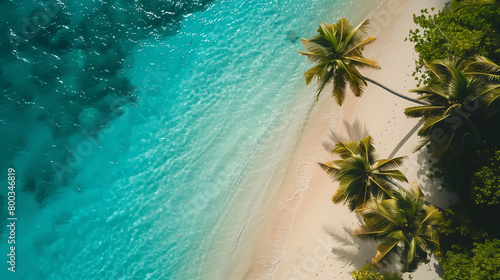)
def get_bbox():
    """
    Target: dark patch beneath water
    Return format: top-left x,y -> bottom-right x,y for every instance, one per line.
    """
0,0 -> 214,206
